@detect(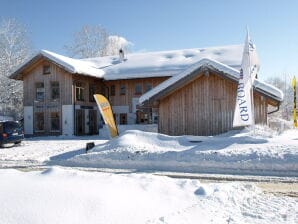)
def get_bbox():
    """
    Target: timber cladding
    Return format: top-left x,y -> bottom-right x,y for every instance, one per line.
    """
104,77 -> 168,112
23,59 -> 73,106
158,70 -> 268,136
22,60 -> 73,135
